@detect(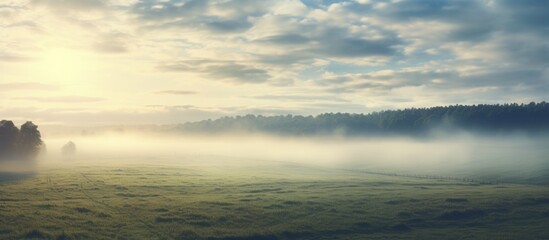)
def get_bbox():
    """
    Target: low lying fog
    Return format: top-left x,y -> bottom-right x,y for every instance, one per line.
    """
37,130 -> 549,184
